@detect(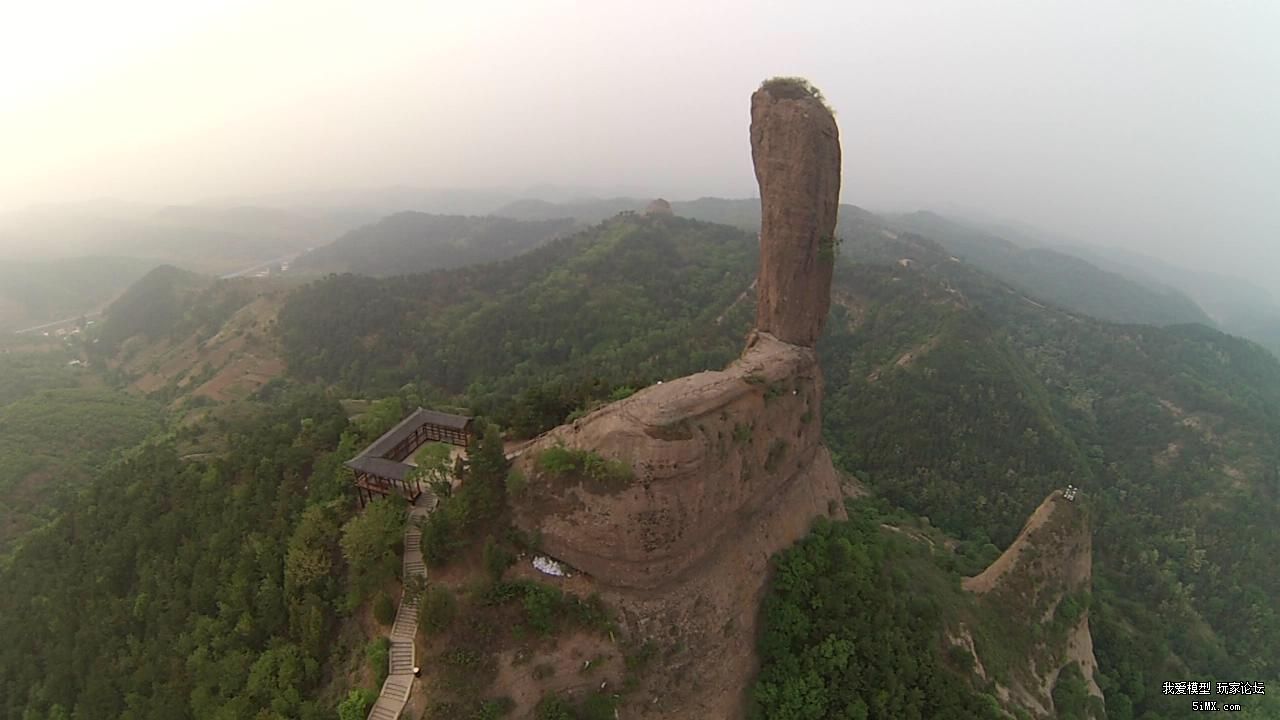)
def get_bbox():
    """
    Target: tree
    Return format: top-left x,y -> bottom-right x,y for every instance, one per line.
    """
464,423 -> 510,522
483,536 -> 514,583
355,397 -> 404,441
285,505 -> 341,600
337,688 -> 377,720
410,442 -> 454,498
340,498 -> 405,601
